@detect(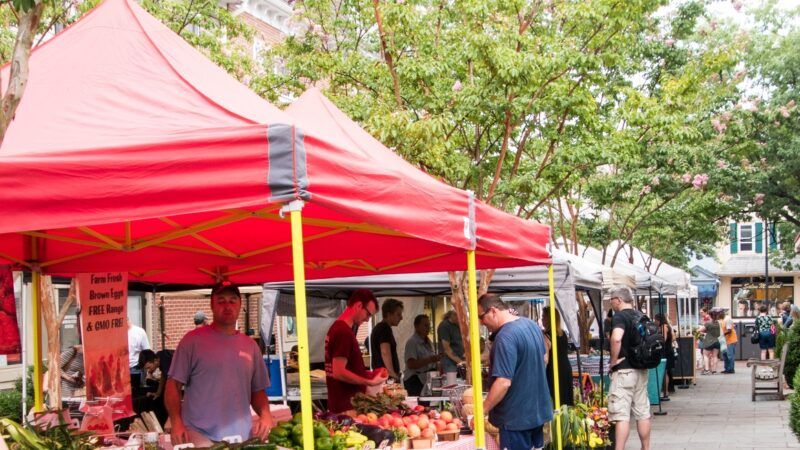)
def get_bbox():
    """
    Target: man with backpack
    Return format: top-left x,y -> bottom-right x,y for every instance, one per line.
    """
608,286 -> 655,450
